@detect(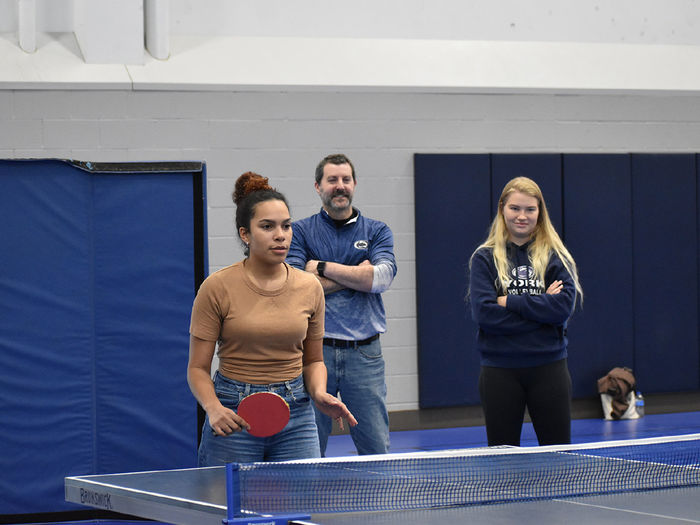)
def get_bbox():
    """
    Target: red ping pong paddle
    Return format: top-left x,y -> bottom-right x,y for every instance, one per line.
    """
237,391 -> 290,437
